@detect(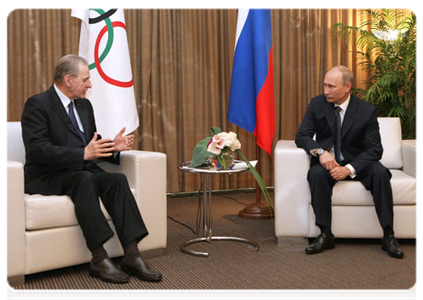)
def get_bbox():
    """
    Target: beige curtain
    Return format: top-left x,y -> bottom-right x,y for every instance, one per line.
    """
7,9 -> 369,193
